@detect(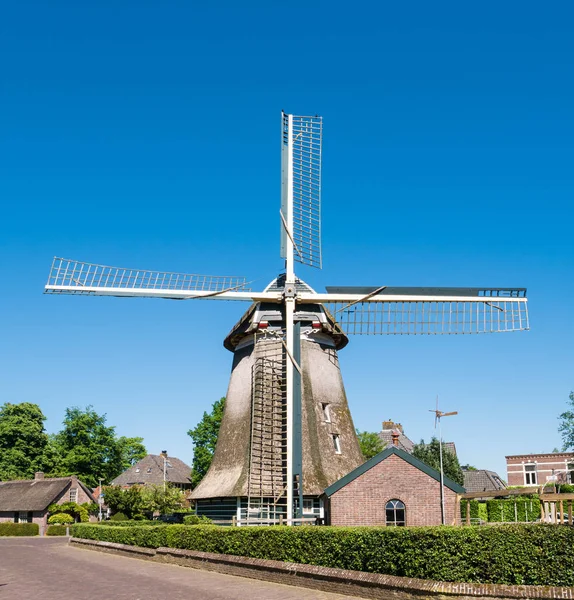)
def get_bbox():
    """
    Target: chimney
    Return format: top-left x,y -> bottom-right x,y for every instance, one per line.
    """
382,420 -> 404,433
160,450 -> 168,459
34,472 -> 44,480
391,430 -> 400,447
